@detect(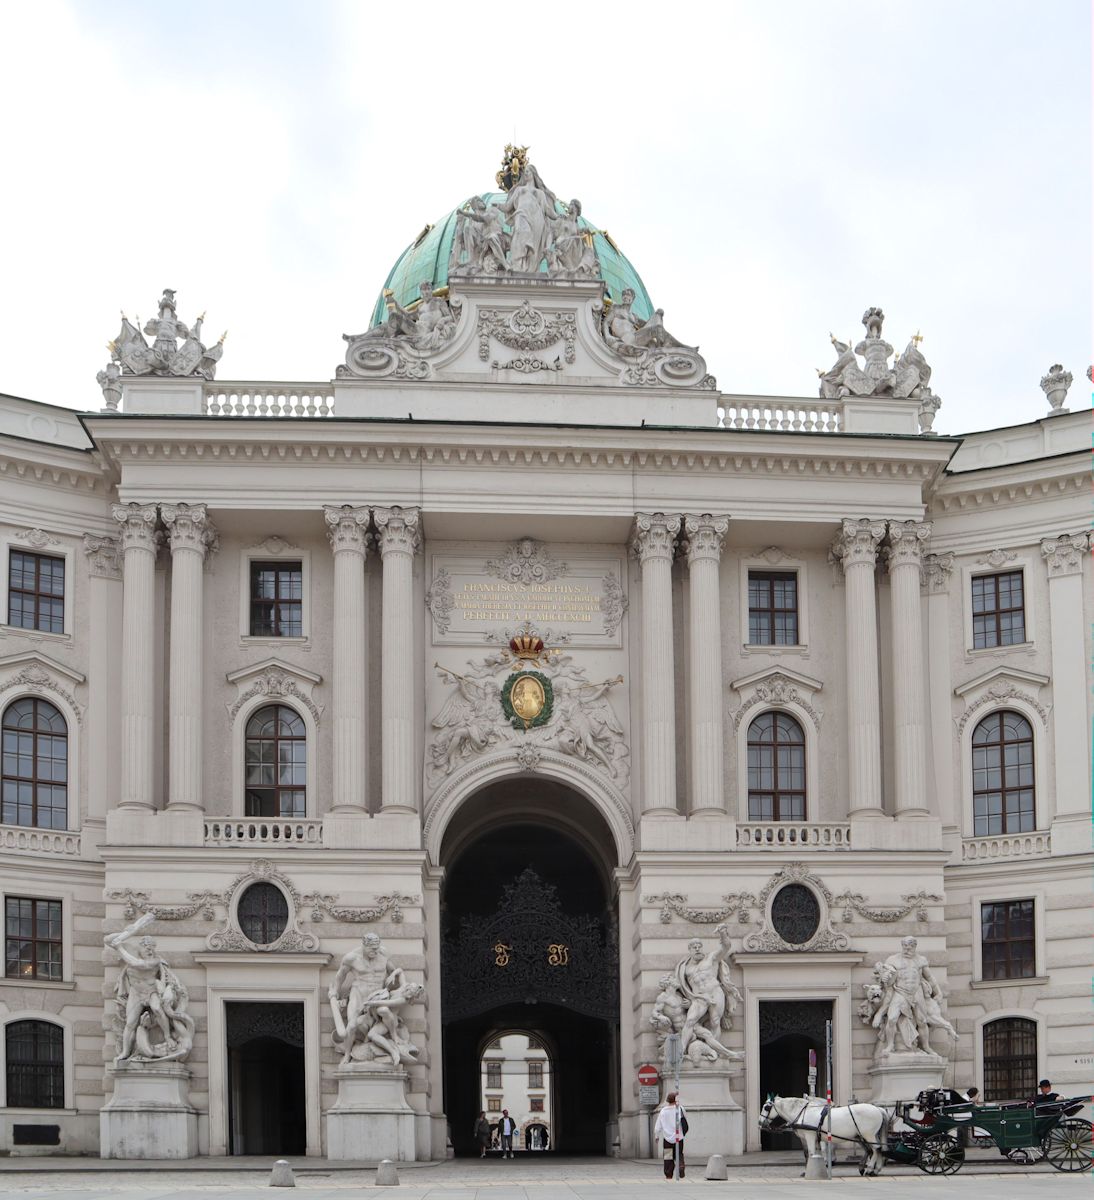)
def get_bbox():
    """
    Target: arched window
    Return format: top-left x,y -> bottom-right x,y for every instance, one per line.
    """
747,712 -> 805,821
244,705 -> 306,818
5,1019 -> 64,1108
983,1017 -> 1037,1101
237,882 -> 288,945
972,711 -> 1034,835
1,698 -> 68,829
